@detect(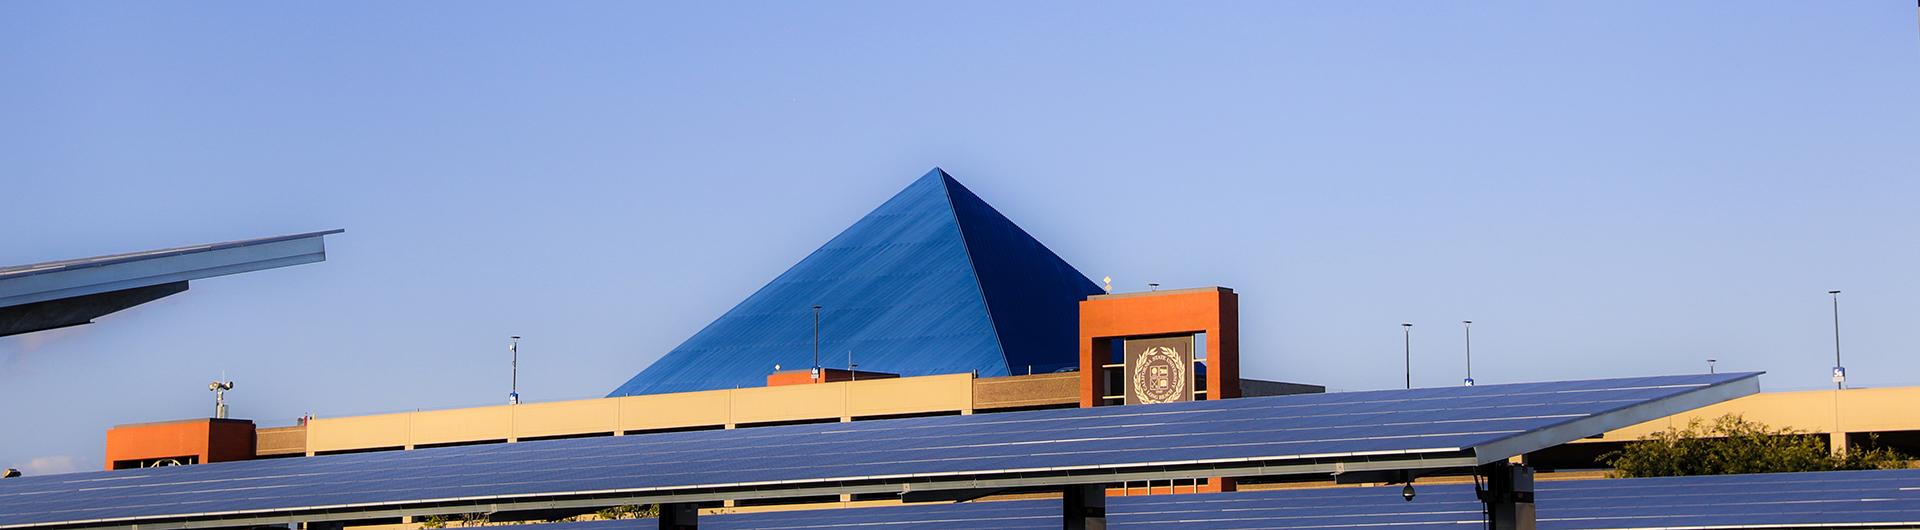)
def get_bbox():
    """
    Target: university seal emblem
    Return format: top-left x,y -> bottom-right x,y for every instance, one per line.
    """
1130,345 -> 1187,404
